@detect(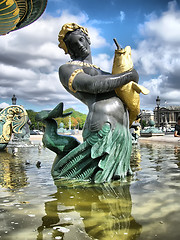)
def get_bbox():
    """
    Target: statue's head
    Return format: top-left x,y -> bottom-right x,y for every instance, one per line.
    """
58,23 -> 91,60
